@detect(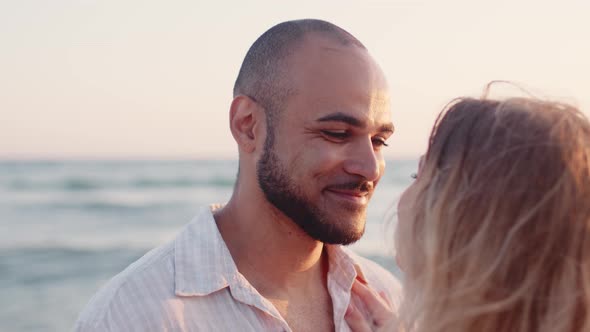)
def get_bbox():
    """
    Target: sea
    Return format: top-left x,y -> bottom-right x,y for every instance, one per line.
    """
0,159 -> 418,332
